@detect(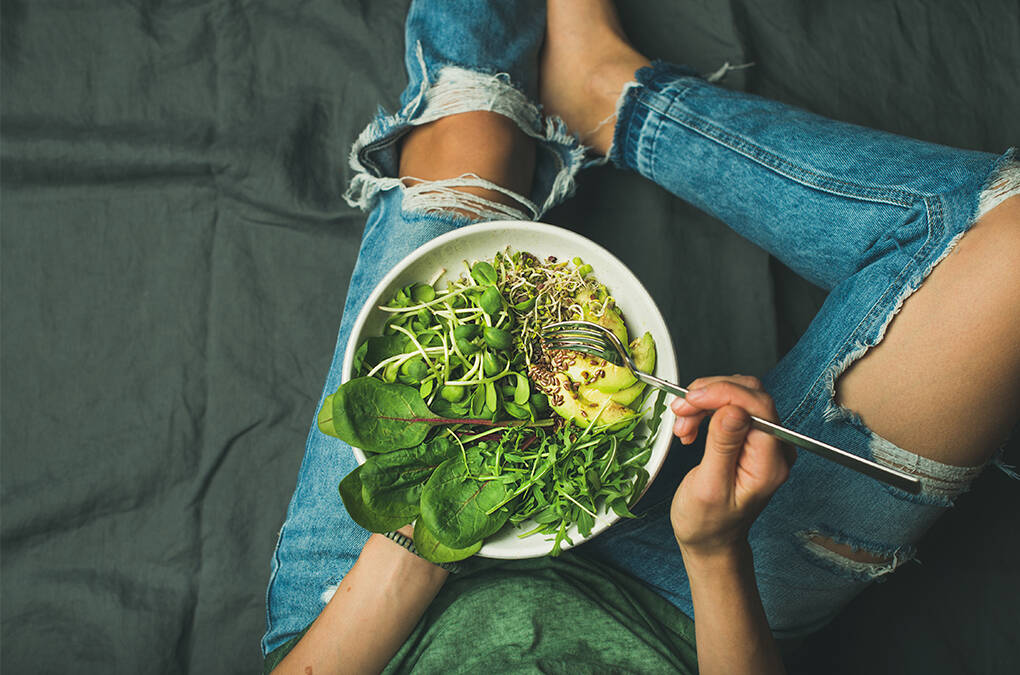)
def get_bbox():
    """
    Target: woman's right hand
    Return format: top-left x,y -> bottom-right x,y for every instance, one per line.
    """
669,376 -> 795,558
